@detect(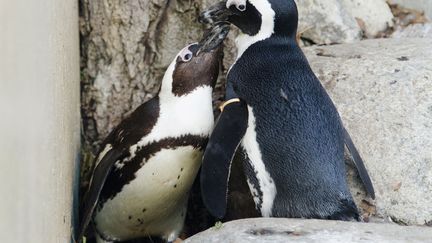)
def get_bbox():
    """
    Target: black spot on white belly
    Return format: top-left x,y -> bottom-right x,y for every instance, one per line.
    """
97,135 -> 208,208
